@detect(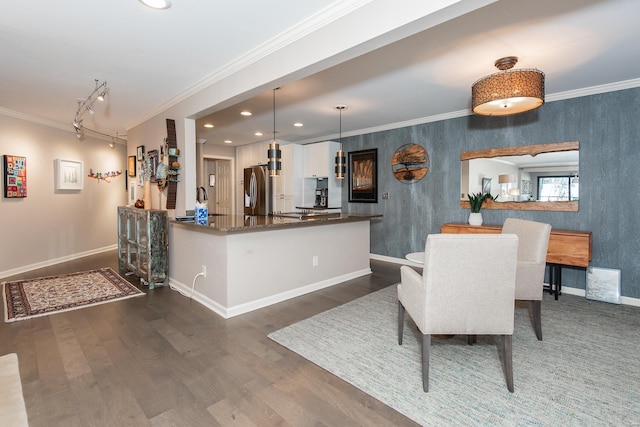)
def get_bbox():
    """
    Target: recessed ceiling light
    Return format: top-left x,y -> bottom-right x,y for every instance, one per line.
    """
255,132 -> 263,136
240,111 -> 252,116
294,122 -> 304,127
224,140 -> 233,144
203,123 -> 214,128
138,0 -> 171,9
